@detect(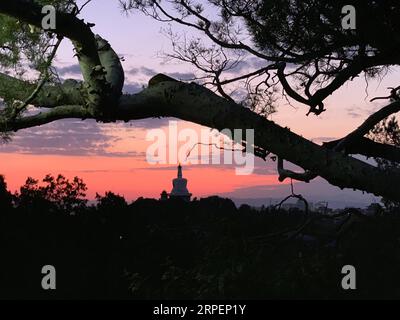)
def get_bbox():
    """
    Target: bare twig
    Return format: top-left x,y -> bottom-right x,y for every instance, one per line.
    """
370,86 -> 400,102
77,0 -> 93,14
186,141 -> 244,160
